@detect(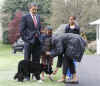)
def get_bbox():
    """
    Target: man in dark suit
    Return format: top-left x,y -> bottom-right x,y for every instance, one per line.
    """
20,2 -> 41,66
